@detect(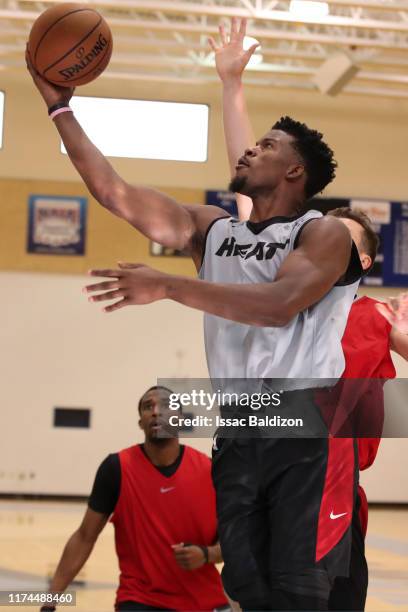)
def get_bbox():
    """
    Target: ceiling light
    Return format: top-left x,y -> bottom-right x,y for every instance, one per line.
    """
289,1 -> 329,20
